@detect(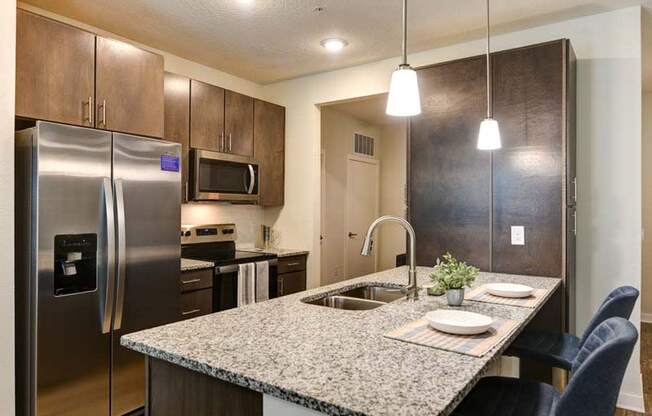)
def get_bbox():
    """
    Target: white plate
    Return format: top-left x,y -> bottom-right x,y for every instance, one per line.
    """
425,310 -> 493,335
485,283 -> 534,298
